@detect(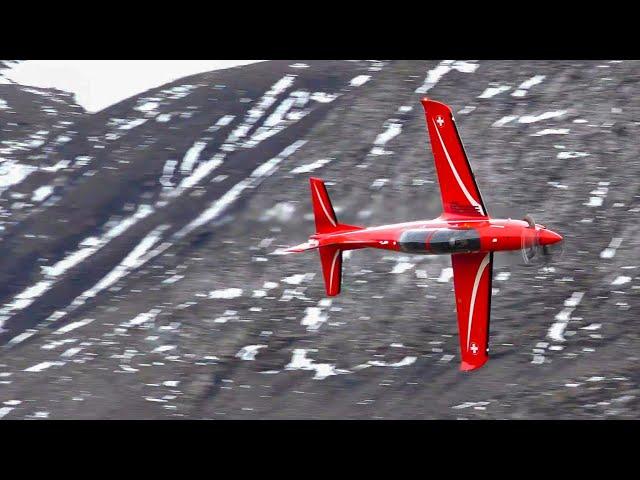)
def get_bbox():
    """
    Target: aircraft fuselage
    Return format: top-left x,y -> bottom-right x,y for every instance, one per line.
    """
311,217 -> 562,255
